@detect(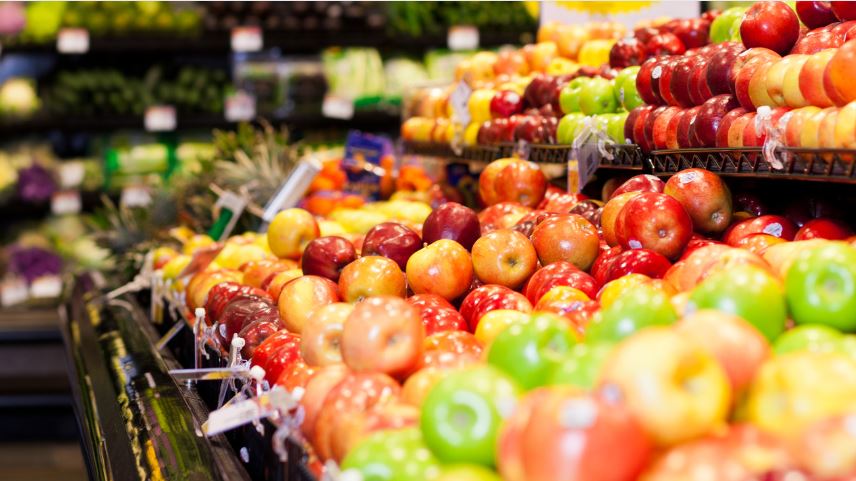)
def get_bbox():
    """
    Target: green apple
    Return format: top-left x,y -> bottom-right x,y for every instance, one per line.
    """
606,111 -> 630,143
546,342 -> 615,389
688,264 -> 787,342
434,465 -> 502,481
586,284 -> 677,344
710,6 -> 747,43
579,77 -> 618,115
487,312 -> 578,390
559,77 -> 590,114
557,112 -> 586,144
420,365 -> 522,467
773,324 -> 844,355
785,243 -> 856,332
341,428 -> 442,481
614,66 -> 643,111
